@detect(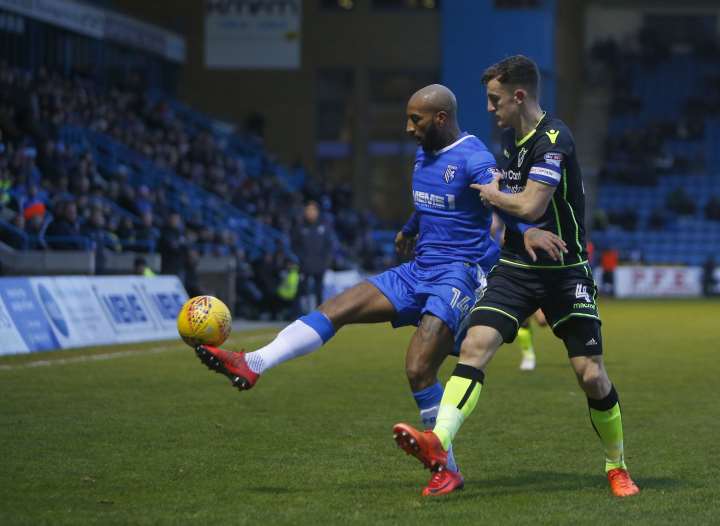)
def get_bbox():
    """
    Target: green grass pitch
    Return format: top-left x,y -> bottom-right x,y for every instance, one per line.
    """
1,299 -> 718,525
